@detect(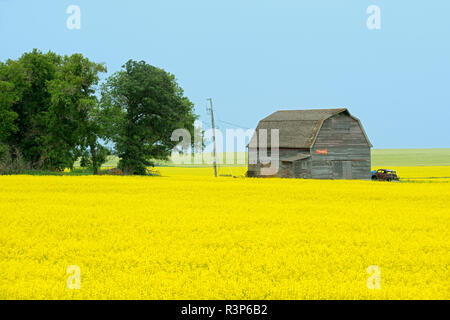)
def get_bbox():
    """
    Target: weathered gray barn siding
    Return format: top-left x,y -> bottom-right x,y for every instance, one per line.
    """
313,113 -> 369,147
310,147 -> 371,179
248,148 -> 310,178
292,158 -> 312,179
311,113 -> 371,180
247,108 -> 372,180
